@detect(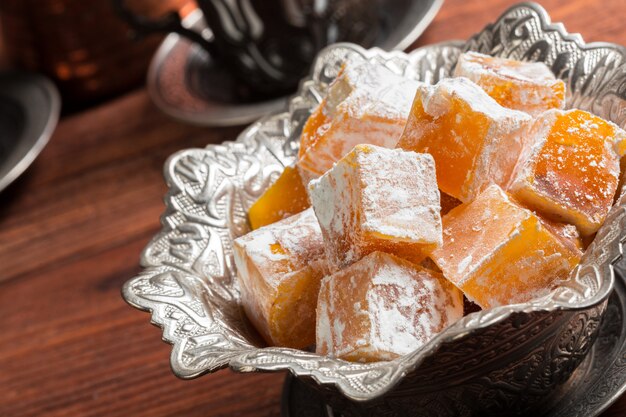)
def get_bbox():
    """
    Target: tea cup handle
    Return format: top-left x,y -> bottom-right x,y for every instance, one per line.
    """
112,0 -> 306,95
112,0 -> 217,57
